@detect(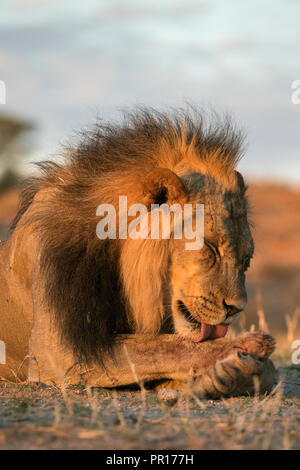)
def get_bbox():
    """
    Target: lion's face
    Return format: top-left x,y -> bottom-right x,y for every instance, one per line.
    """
122,167 -> 253,342
168,173 -> 254,342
